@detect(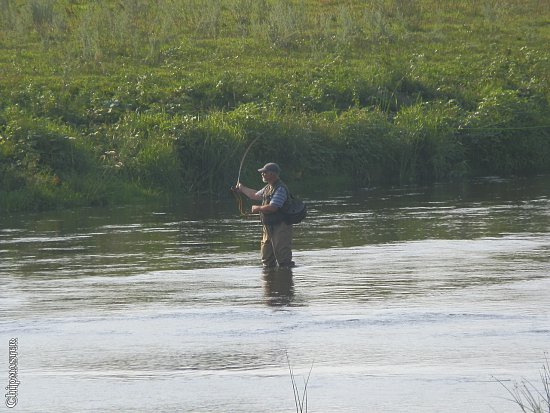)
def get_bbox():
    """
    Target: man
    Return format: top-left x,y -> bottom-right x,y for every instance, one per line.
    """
236,162 -> 294,268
